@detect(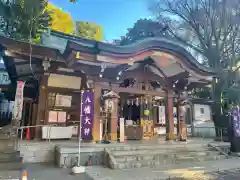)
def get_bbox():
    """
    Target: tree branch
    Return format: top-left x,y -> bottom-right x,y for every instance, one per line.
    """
167,28 -> 204,55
